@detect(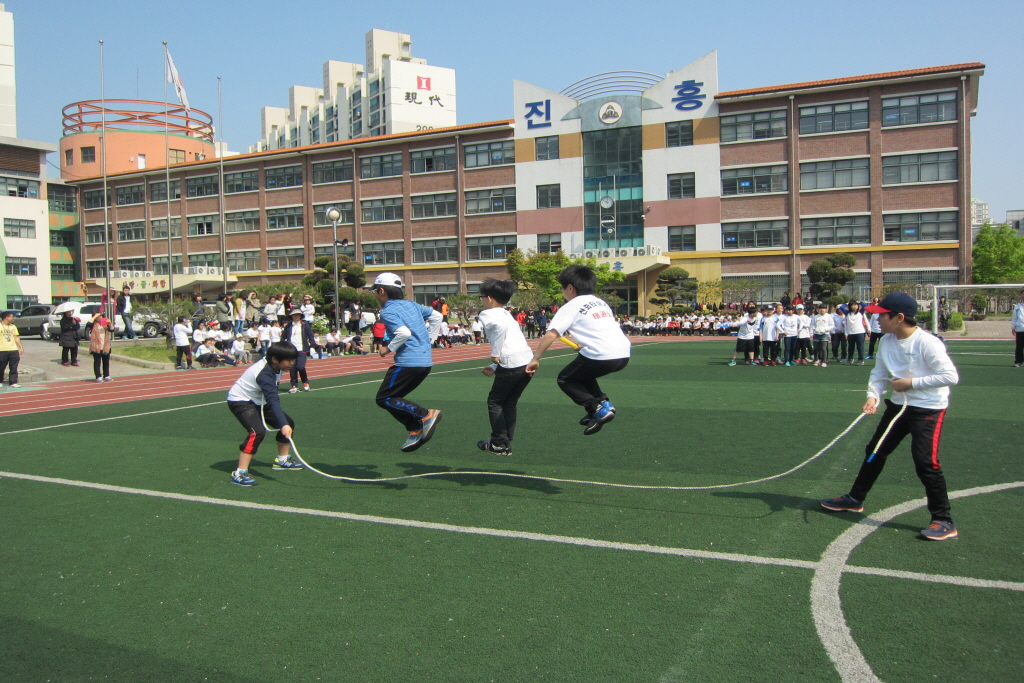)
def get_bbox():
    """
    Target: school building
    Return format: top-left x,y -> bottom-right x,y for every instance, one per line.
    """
65,54 -> 983,313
